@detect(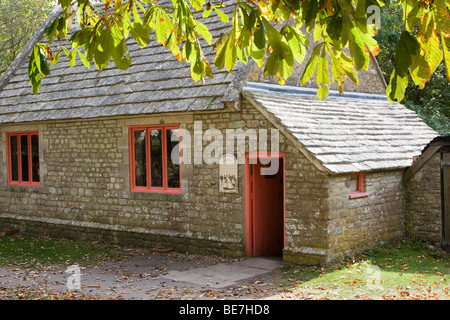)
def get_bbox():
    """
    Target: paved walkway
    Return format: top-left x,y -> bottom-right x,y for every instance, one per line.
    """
164,257 -> 282,289
0,253 -> 284,299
